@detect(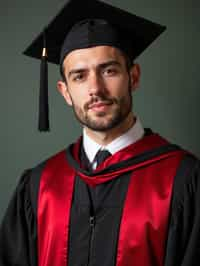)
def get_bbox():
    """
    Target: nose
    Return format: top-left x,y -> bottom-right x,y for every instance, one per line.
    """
88,72 -> 105,96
